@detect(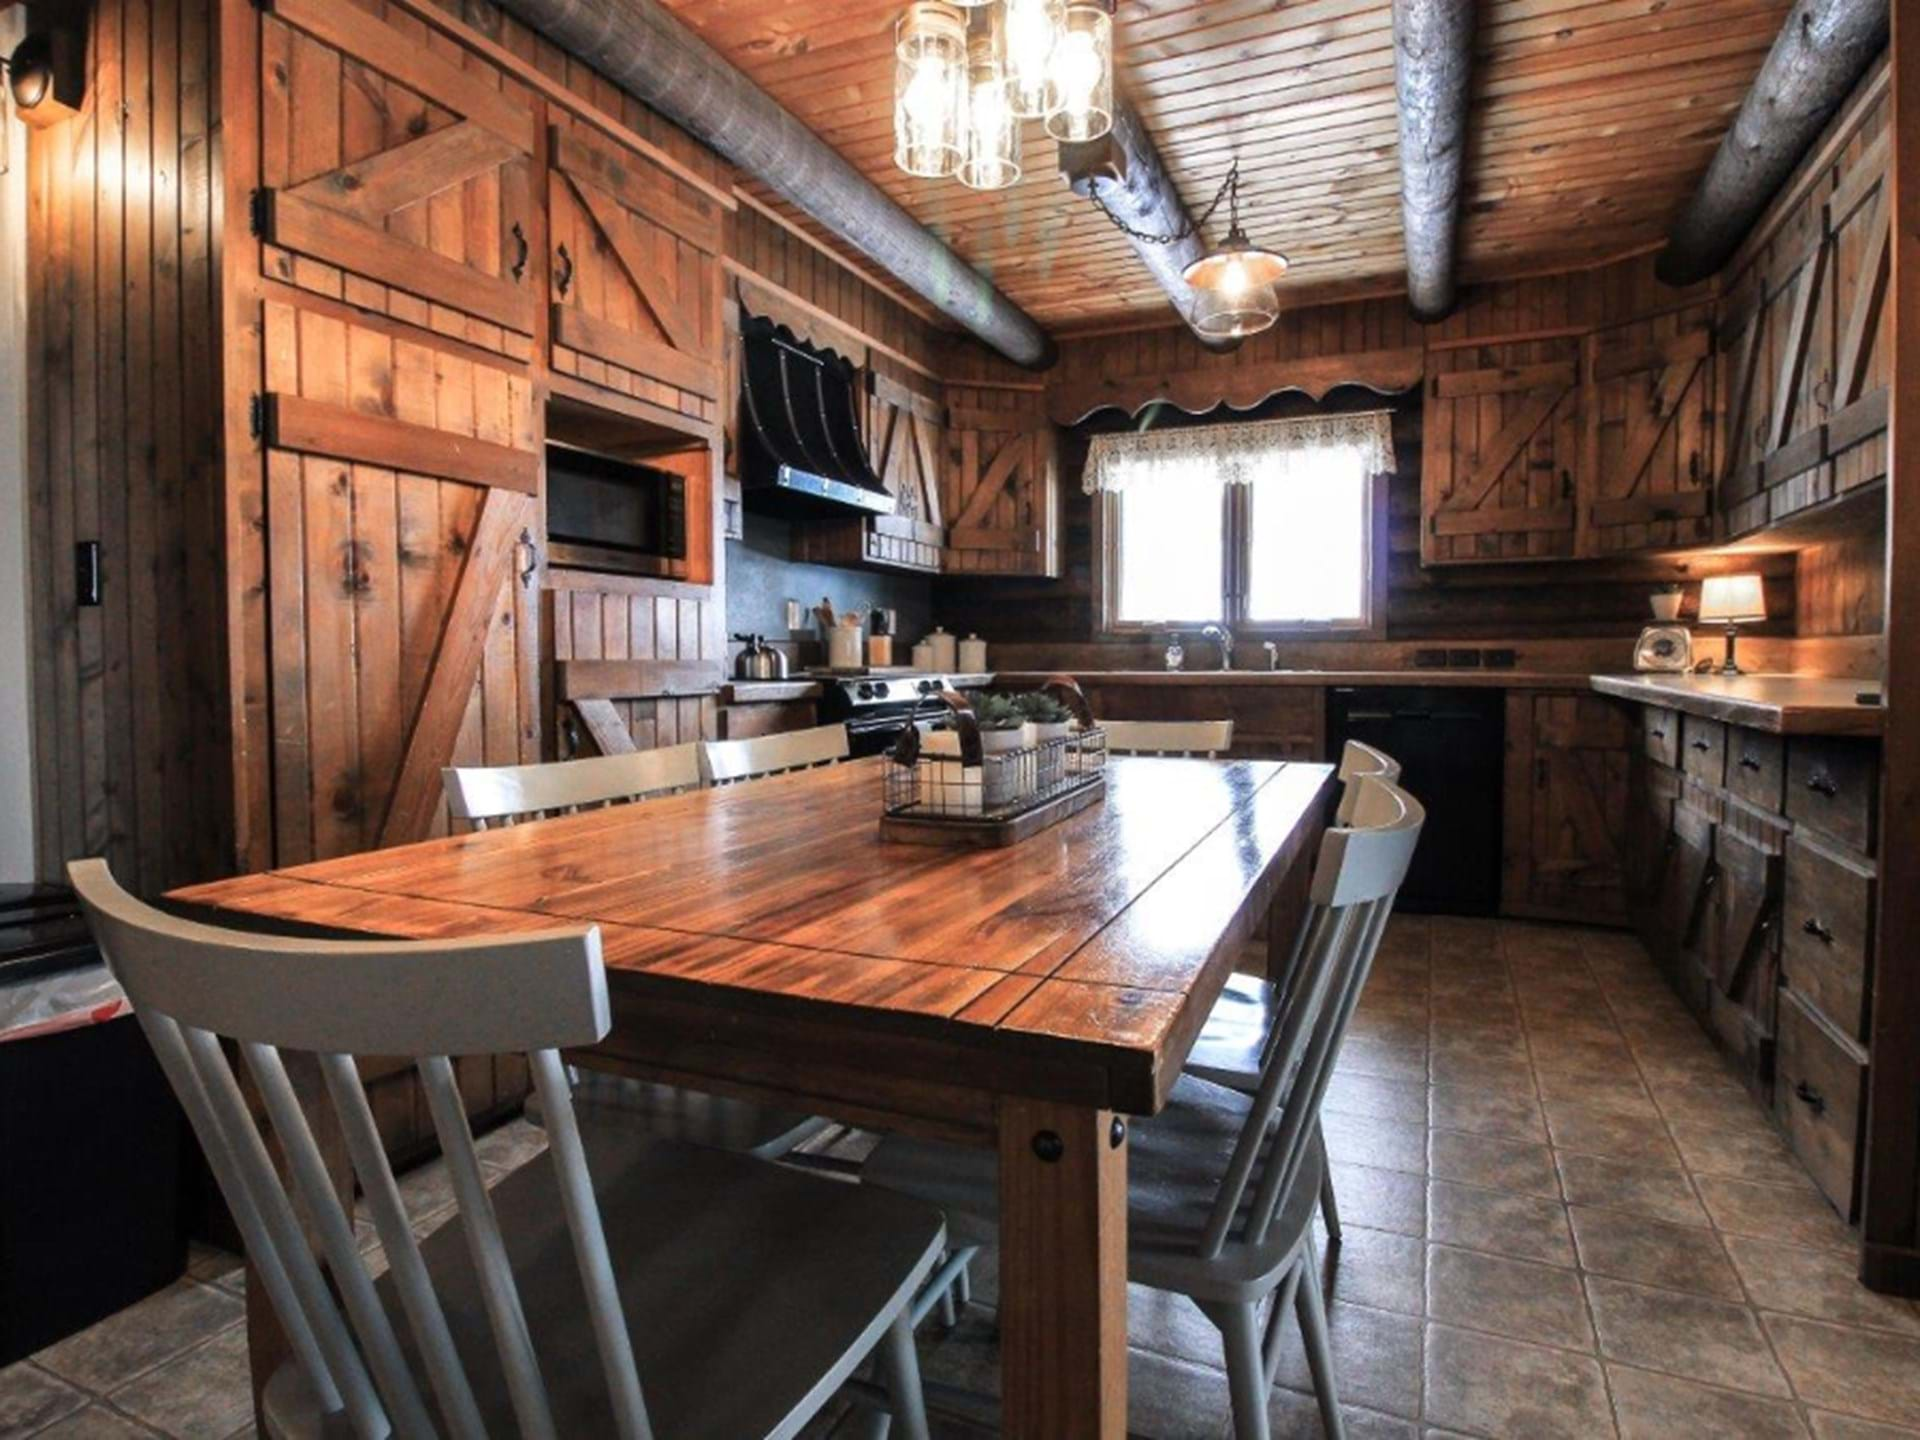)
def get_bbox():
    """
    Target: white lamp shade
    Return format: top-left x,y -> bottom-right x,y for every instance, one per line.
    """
1698,574 -> 1767,624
